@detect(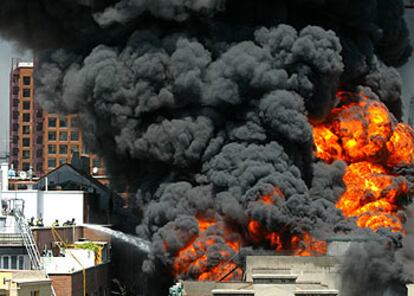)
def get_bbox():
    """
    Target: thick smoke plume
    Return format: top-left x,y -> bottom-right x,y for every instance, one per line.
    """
0,1 -> 412,295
